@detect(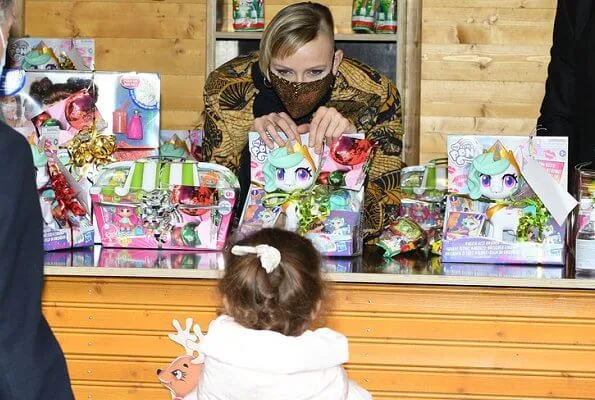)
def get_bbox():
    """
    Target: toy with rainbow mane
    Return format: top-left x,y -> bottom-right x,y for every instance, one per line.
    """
237,131 -> 372,256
